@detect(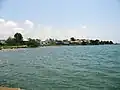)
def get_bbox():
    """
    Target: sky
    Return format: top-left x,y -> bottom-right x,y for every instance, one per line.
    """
0,0 -> 120,42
